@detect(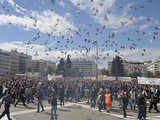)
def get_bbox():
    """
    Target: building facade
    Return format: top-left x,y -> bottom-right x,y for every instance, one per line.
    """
71,60 -> 97,77
32,60 -> 48,80
0,49 -> 11,76
146,59 -> 160,75
18,53 -> 32,74
108,60 -> 145,76
10,50 -> 19,75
